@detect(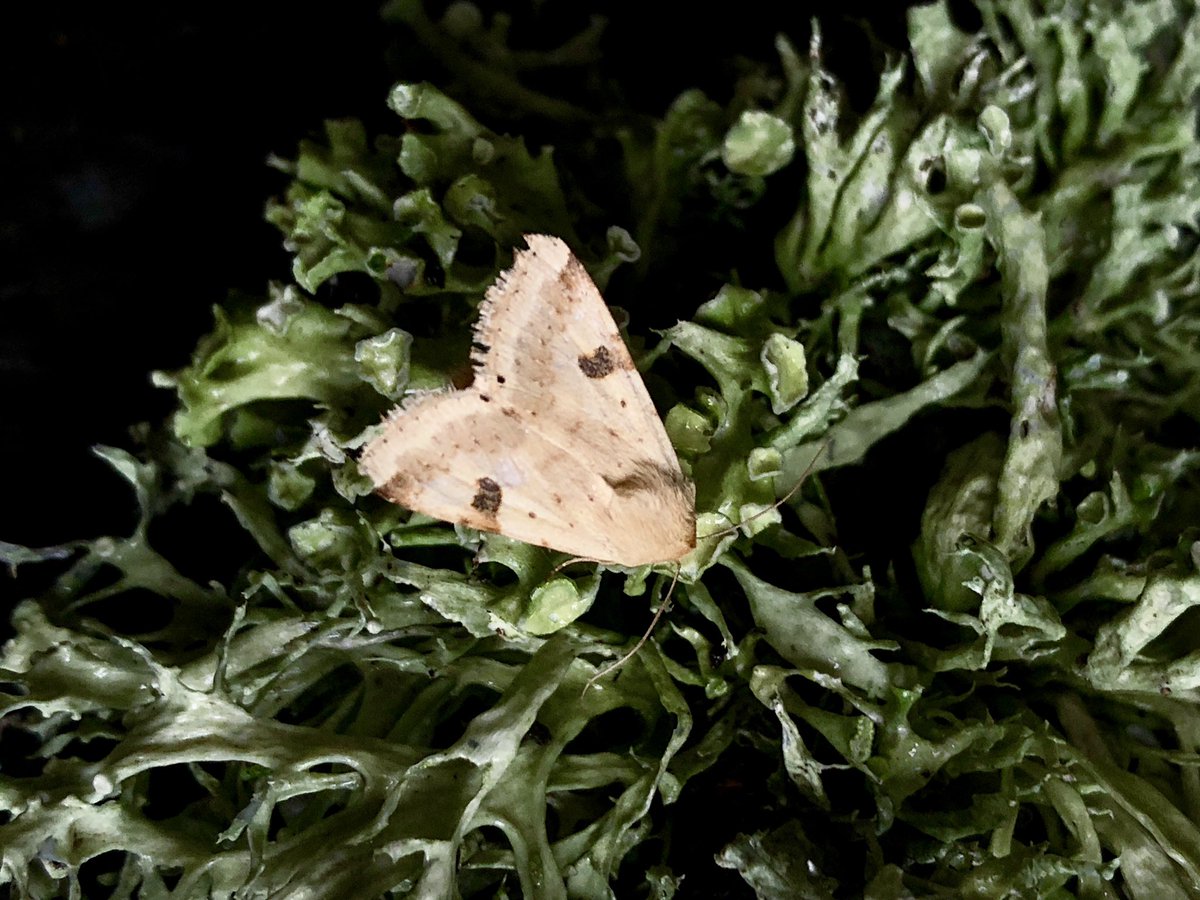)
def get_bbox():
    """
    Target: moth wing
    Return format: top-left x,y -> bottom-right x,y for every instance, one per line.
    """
361,391 -> 692,565
472,235 -> 680,473
360,234 -> 695,566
